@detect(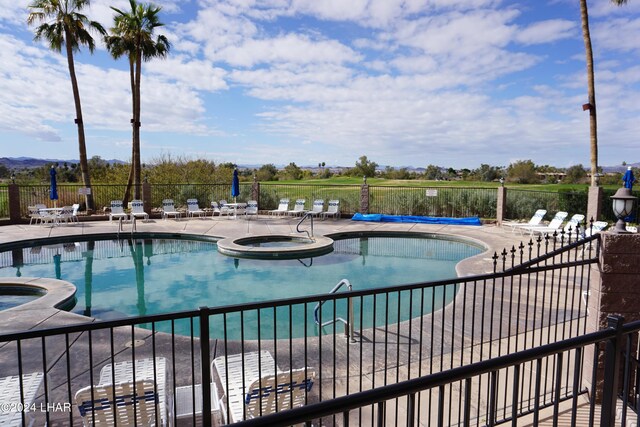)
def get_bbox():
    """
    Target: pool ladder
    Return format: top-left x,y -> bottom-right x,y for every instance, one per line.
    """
117,215 -> 137,237
296,212 -> 314,239
314,279 -> 356,342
